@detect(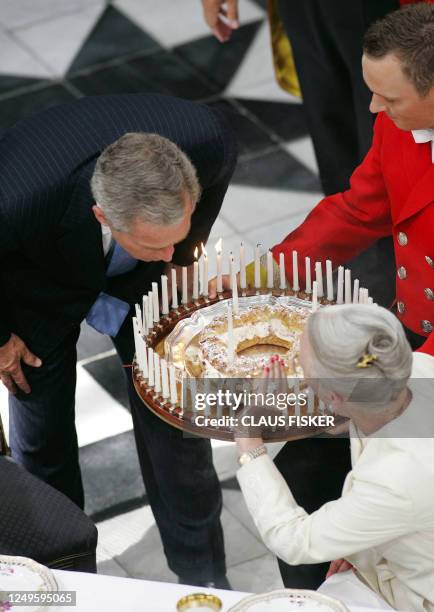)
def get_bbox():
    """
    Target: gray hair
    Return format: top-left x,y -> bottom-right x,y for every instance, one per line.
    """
306,304 -> 413,406
91,132 -> 201,231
